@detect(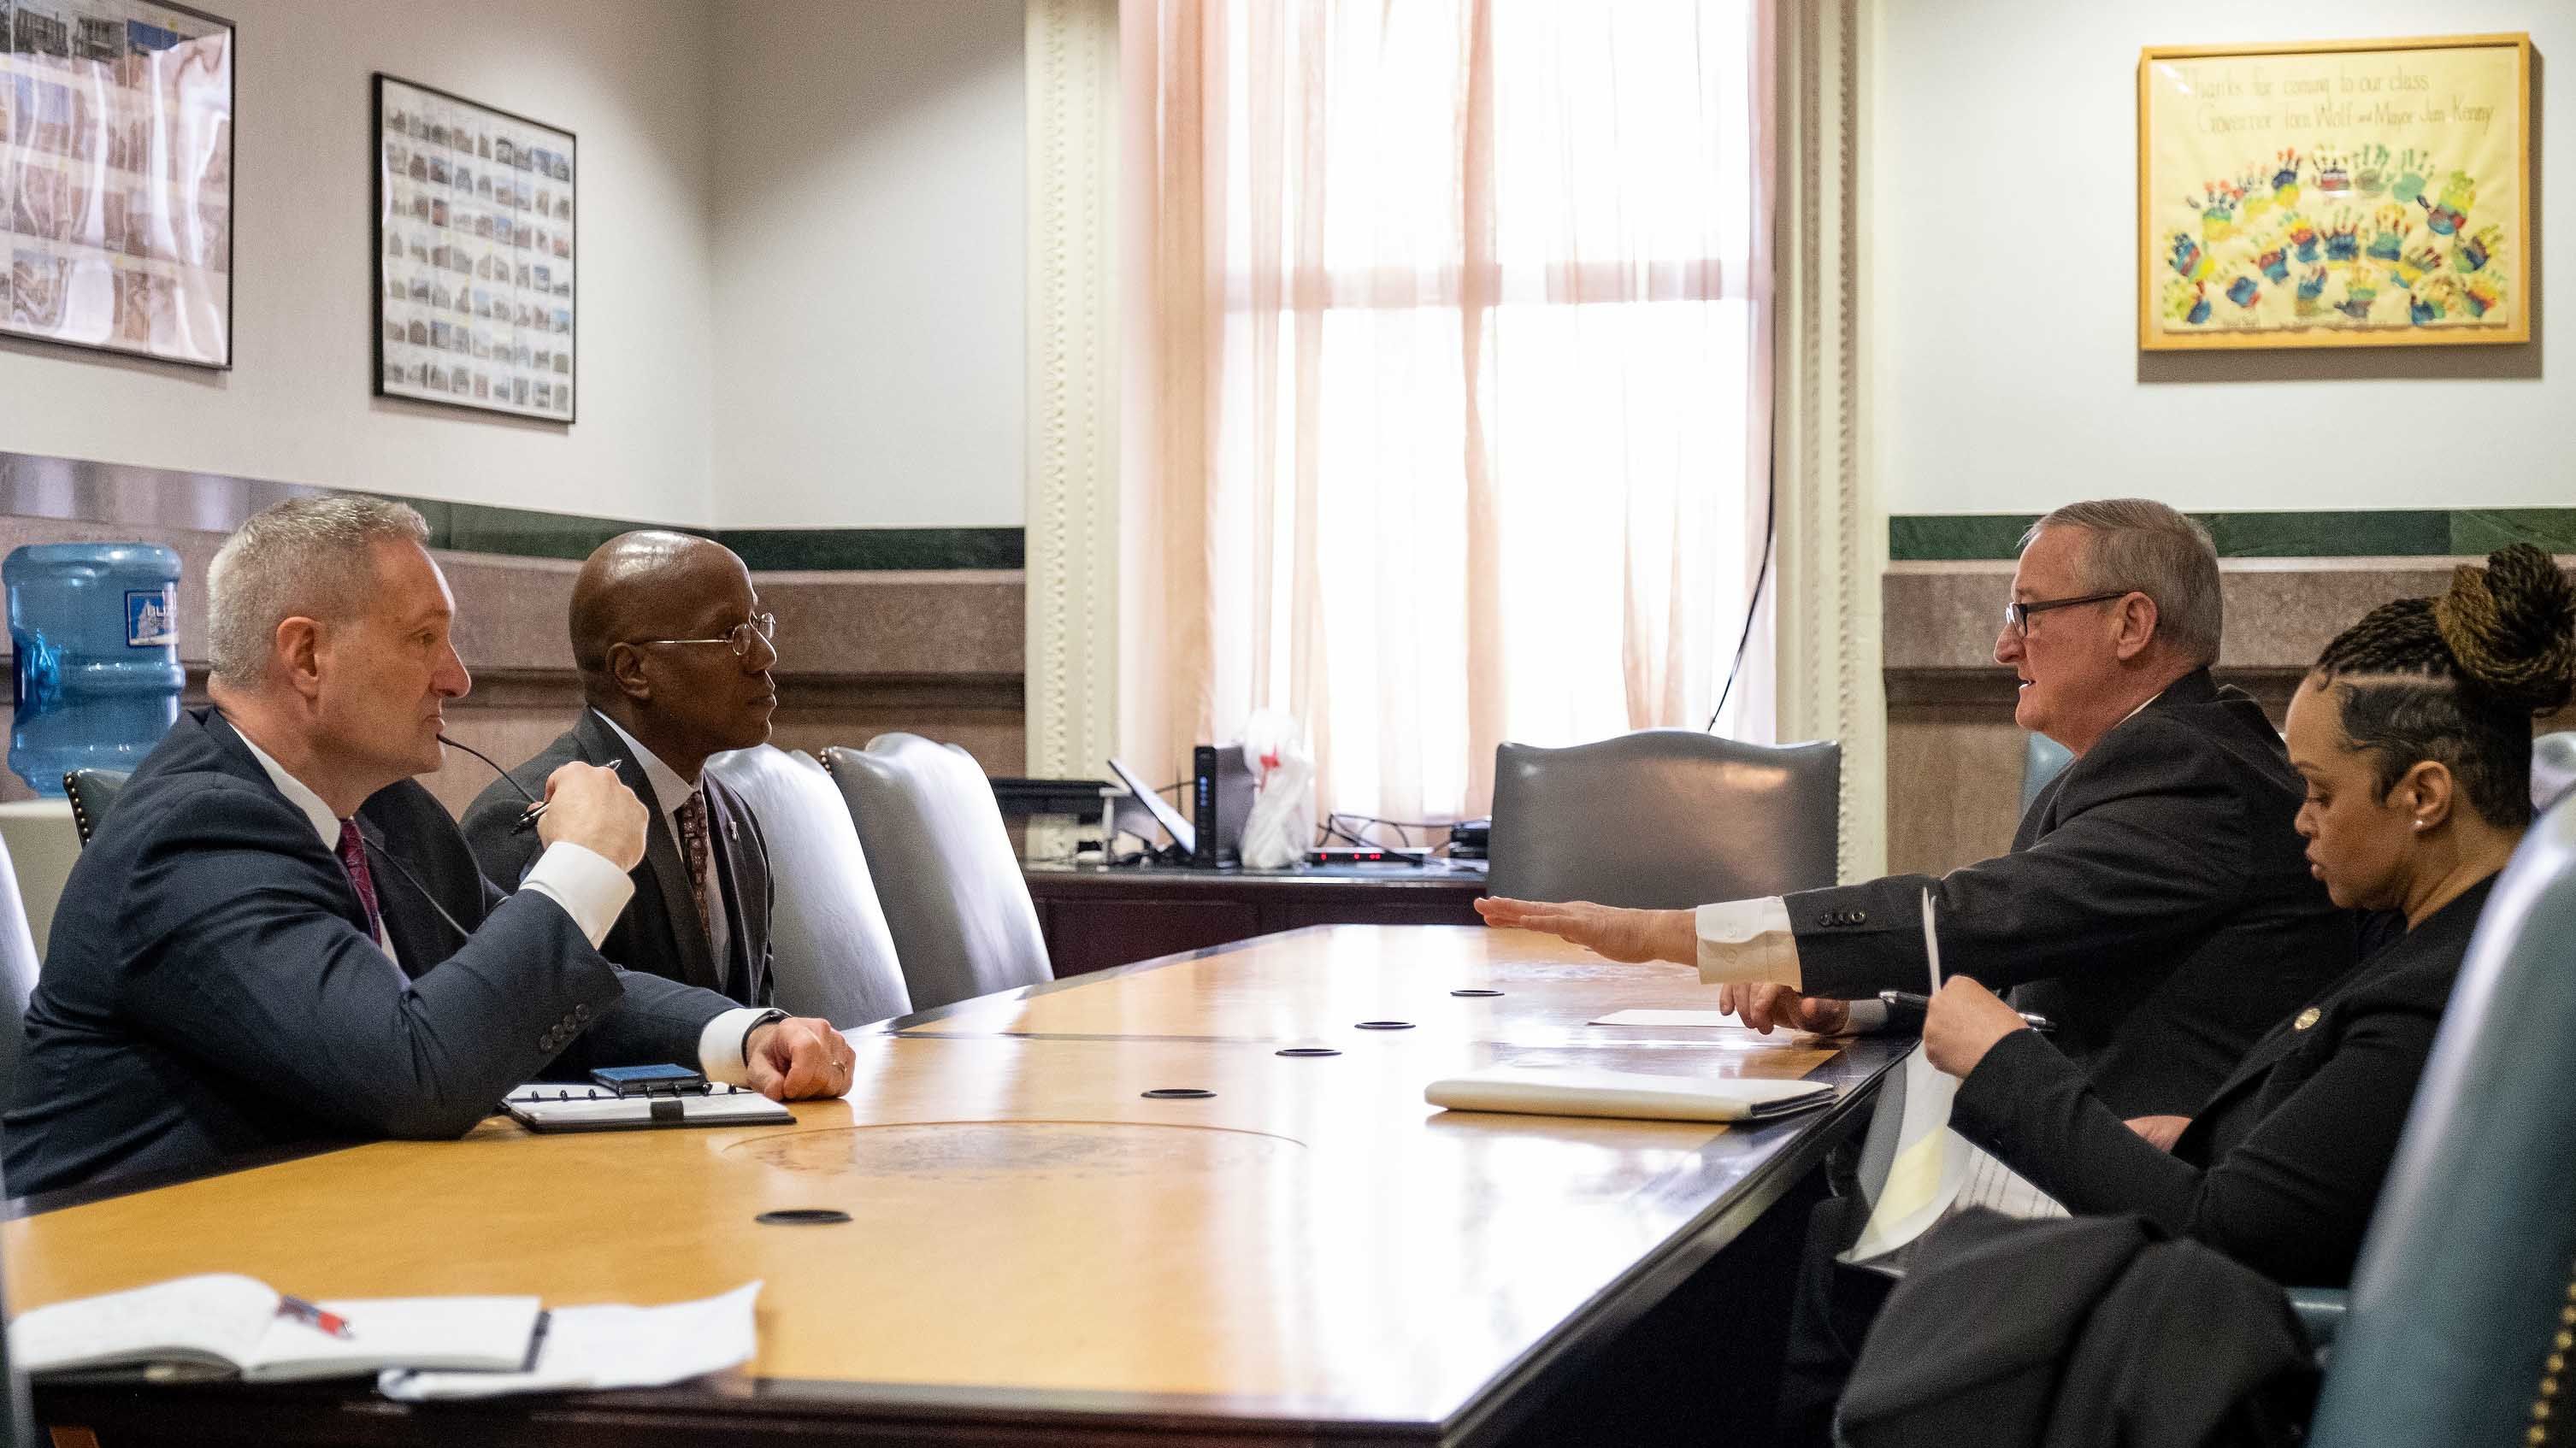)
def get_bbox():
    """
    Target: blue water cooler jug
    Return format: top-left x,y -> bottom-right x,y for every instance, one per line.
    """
7,544 -> 185,797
